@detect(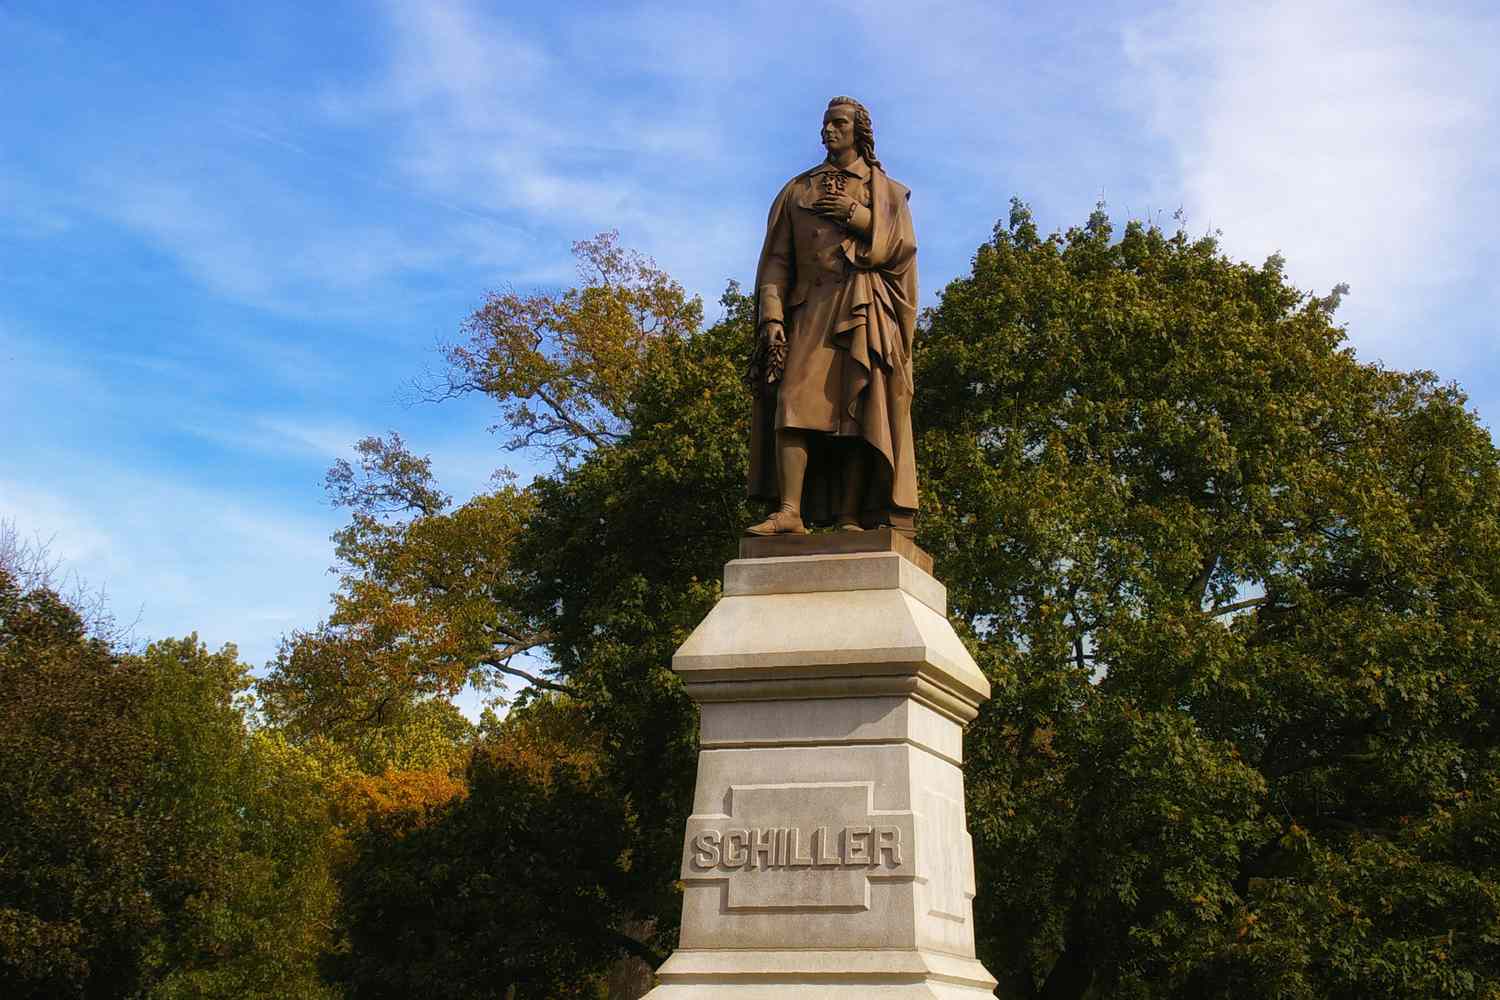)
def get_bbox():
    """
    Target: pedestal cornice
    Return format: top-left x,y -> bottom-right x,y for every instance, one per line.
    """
673,550 -> 989,724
